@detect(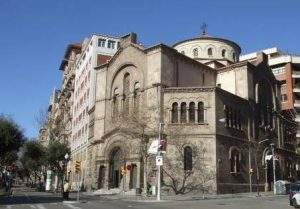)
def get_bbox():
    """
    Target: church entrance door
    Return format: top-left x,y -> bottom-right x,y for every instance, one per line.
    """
109,147 -> 123,188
